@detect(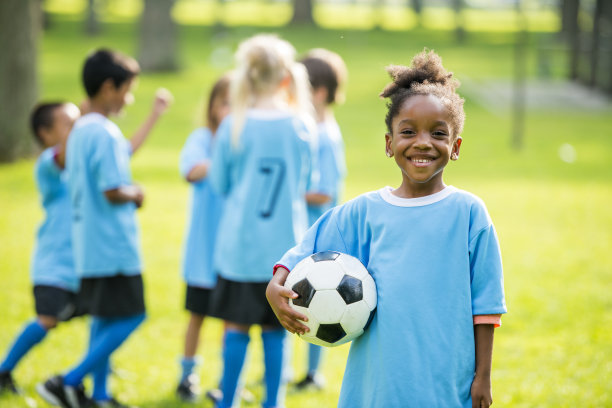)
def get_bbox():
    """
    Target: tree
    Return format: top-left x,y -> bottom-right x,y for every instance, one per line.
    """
291,0 -> 315,25
85,0 -> 101,35
0,0 -> 39,162
138,0 -> 178,72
